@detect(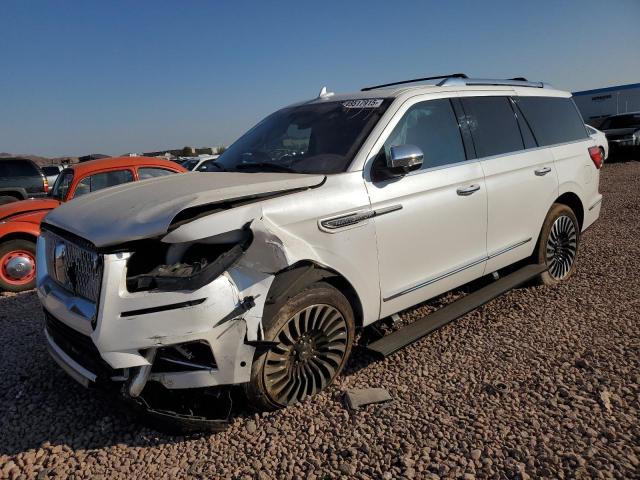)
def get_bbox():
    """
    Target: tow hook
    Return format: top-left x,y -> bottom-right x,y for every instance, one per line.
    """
128,348 -> 157,398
